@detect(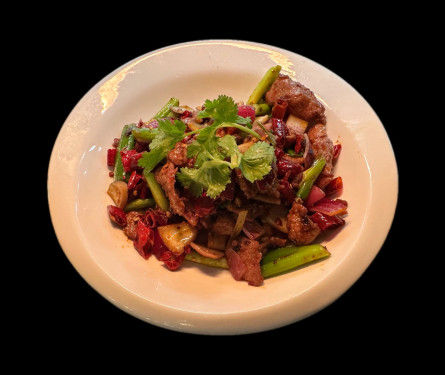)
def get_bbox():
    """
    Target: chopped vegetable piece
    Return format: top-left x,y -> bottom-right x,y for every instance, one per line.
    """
296,156 -> 326,200
144,171 -> 170,211
114,124 -> 136,181
107,181 -> 128,209
247,65 -> 282,105
228,210 -> 248,244
157,222 -> 198,256
131,127 -> 158,142
153,97 -> 179,119
185,250 -> 229,269
124,198 -> 155,212
252,103 -> 270,115
261,244 -> 330,278
189,242 -> 224,259
309,197 -> 348,216
305,185 -> 326,207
